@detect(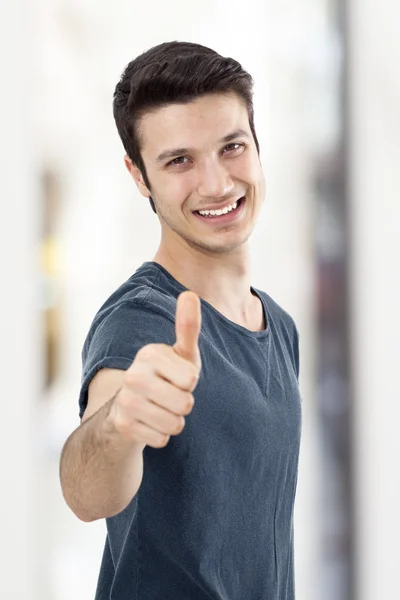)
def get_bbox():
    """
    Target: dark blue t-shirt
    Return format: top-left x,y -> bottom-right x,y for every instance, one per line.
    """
79,261 -> 302,600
